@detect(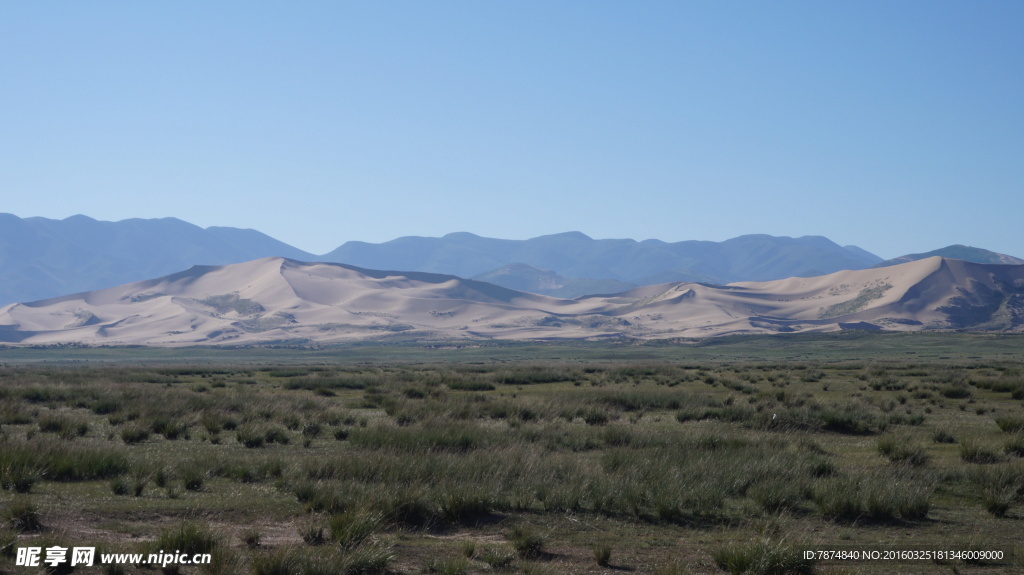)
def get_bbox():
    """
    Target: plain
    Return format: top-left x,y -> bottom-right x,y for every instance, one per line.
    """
1,333 -> 1023,575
